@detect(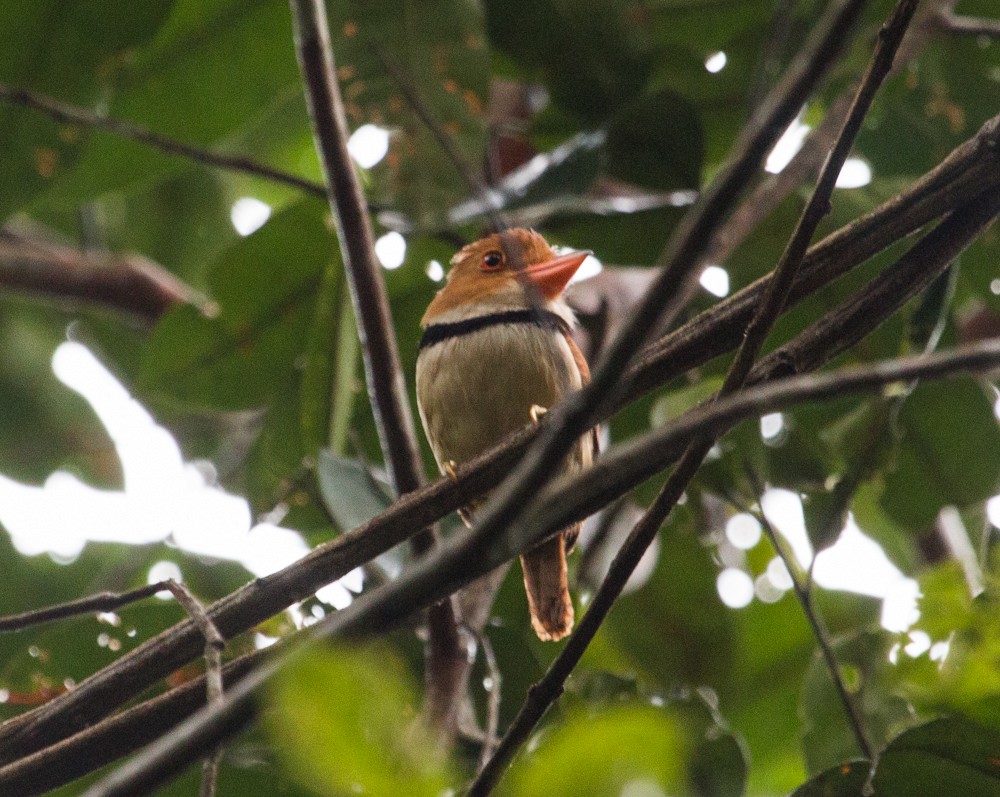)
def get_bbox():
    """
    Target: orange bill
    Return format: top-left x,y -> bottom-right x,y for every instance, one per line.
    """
523,251 -> 591,299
